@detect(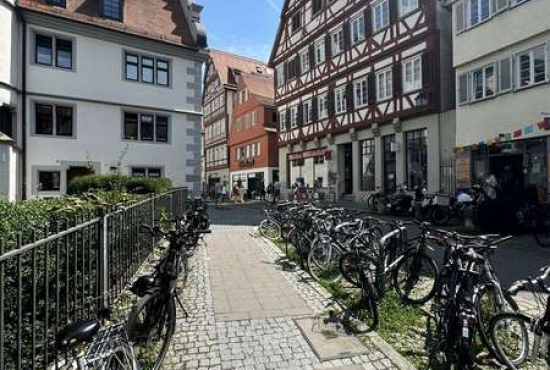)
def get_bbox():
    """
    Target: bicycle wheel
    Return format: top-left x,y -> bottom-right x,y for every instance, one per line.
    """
127,294 -> 176,370
349,273 -> 379,333
340,251 -> 377,288
393,251 -> 438,304
259,219 -> 282,240
307,239 -> 343,283
105,342 -> 137,370
534,207 -> 550,247
489,312 -> 530,367
475,285 -> 520,359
